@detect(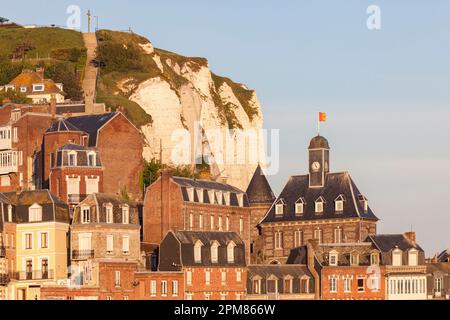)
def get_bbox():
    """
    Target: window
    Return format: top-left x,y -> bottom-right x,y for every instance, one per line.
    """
205,270 -> 211,285
41,258 -> 49,278
40,232 -> 49,249
68,152 -> 77,166
315,198 -> 324,214
334,228 -> 342,243
194,241 -> 203,263
210,215 -> 214,230
13,127 -> 18,143
172,280 -> 179,296
358,195 -> 369,212
161,280 -> 168,296
226,216 -> 230,231
81,207 -> 91,224
357,277 -> 365,292
196,189 -> 204,203
106,235 -> 114,255
350,253 -> 359,266
329,276 -> 338,293
274,231 -> 283,249
218,216 -> 223,231
186,270 -> 192,286
106,296 -> 112,300
237,194 -> 244,207
224,192 -> 230,205
300,277 -> 309,293
344,276 -> 352,293
275,203 -> 284,216
221,270 -> 227,285
253,278 -> 261,294
115,271 -> 121,287
29,203 -> 42,222
408,249 -> 418,266
20,86 -> 27,93
434,277 -> 442,293
25,233 -> 32,250
189,213 -> 194,230
211,241 -> 219,263
215,191 -> 223,205
392,249 -> 402,266
150,280 -> 157,296
314,229 -> 322,244
335,195 -> 345,213
122,206 -> 129,224
122,235 -> 130,255
88,152 -> 96,167
239,218 -> 244,233
292,230 -> 302,247
199,214 -> 203,230
236,269 -> 242,282
33,84 -> 45,92
106,205 -> 113,224
284,278 -> 293,294
295,198 -> 305,215
370,252 -> 380,265
267,278 -> 277,294
227,241 -> 236,263
187,188 -> 194,202
329,251 -> 338,266
7,205 -> 12,222
369,275 -> 380,291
